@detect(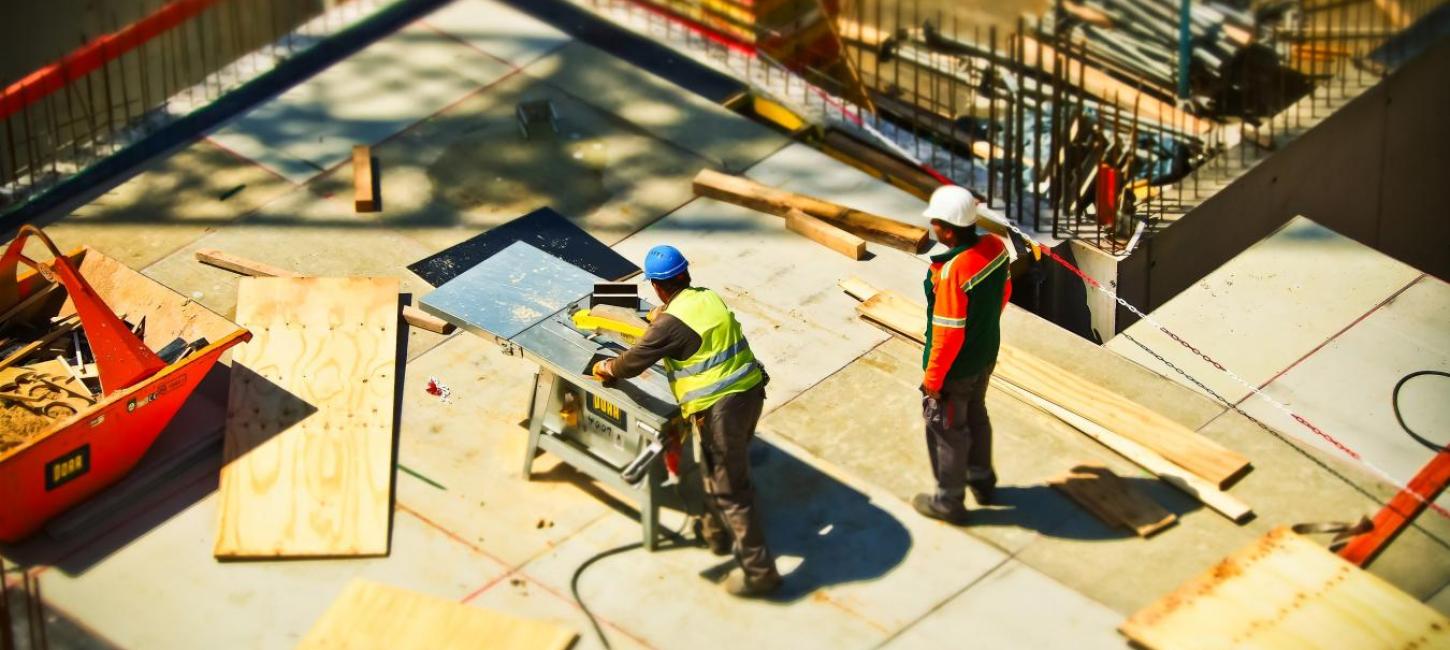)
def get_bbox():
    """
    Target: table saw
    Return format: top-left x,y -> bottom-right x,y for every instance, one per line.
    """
420,241 -> 696,550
